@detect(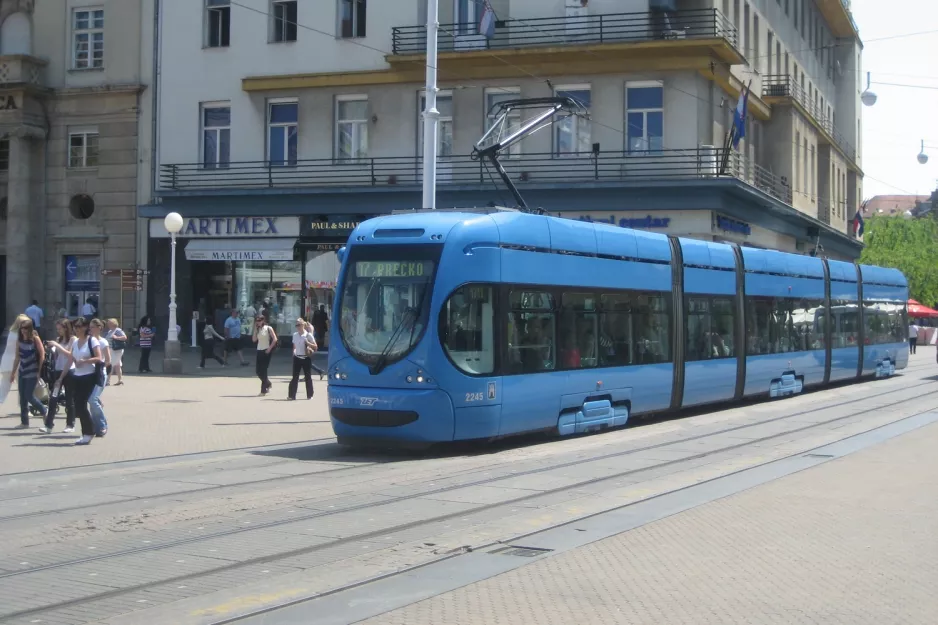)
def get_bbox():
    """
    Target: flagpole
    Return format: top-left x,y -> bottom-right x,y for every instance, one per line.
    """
421,0 -> 439,210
